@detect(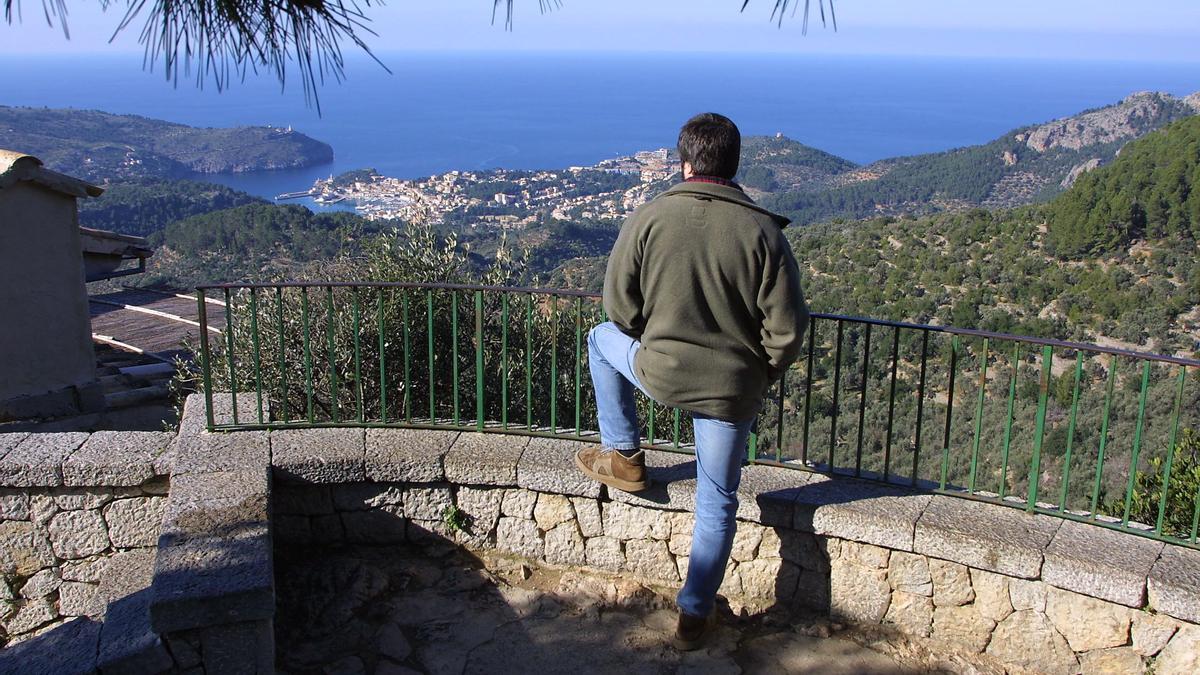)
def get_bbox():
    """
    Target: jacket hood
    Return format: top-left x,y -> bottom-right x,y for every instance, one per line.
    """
659,181 -> 792,227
